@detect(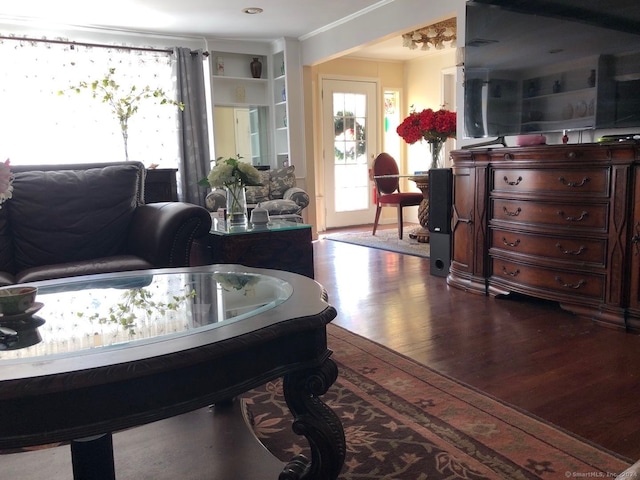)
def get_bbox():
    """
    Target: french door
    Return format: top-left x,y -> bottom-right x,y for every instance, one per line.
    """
322,79 -> 377,228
